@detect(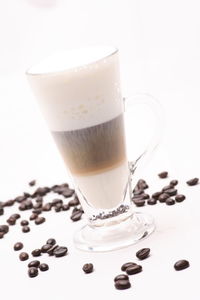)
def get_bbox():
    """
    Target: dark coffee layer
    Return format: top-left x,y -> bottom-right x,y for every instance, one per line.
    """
52,114 -> 127,175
